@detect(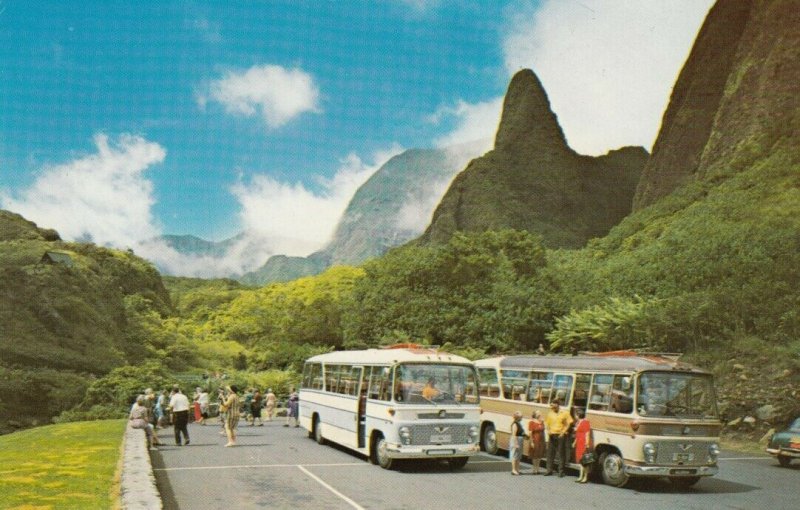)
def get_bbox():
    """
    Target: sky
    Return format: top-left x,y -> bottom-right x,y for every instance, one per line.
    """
0,0 -> 715,277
